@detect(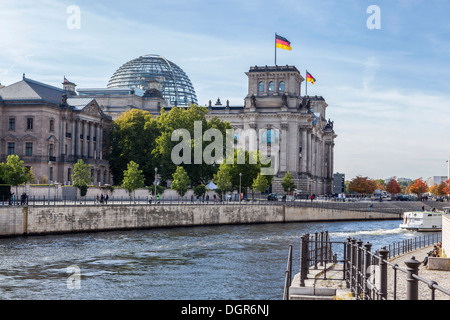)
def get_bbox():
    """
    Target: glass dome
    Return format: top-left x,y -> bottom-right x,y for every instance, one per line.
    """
107,54 -> 198,107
